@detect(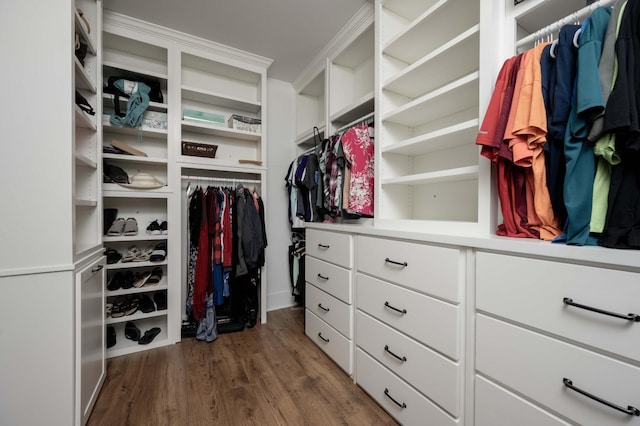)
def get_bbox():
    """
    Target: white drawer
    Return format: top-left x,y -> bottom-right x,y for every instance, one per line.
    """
306,283 -> 352,339
306,229 -> 352,268
306,256 -> 352,304
357,236 -> 461,303
475,376 -> 570,426
357,273 -> 460,360
305,309 -> 351,374
356,348 -> 458,426
476,314 -> 640,426
356,311 -> 460,417
476,251 -> 640,362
